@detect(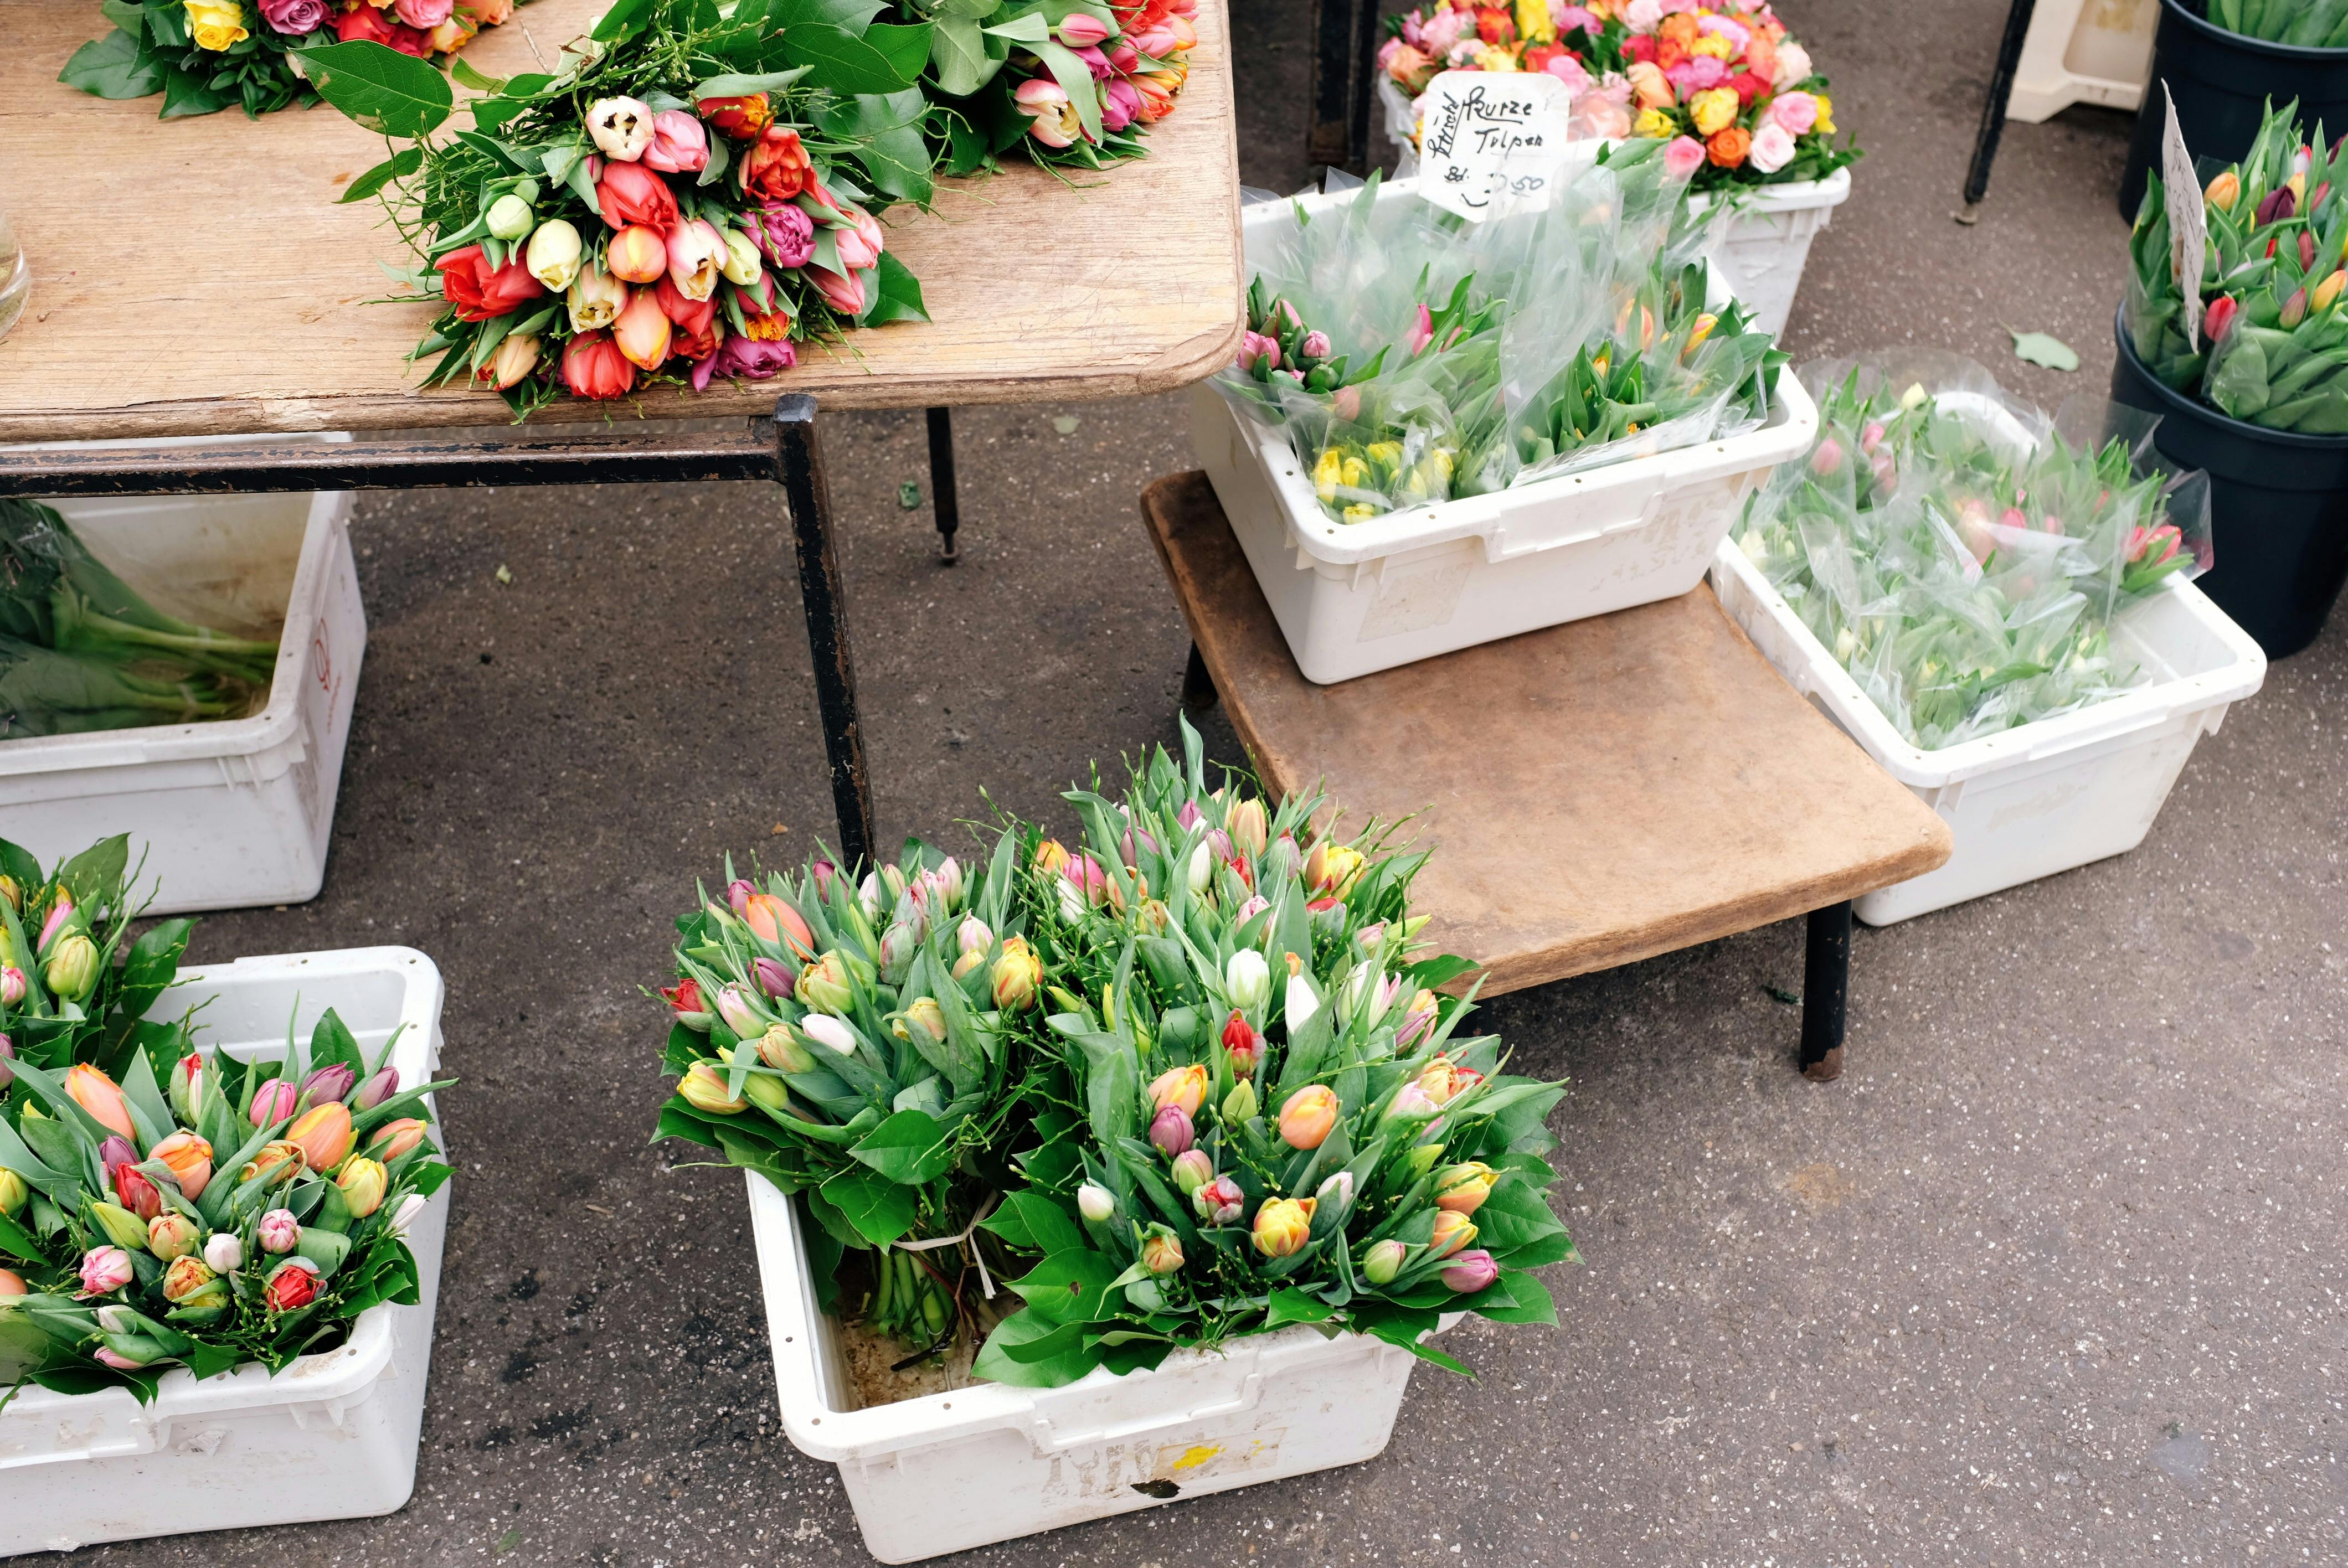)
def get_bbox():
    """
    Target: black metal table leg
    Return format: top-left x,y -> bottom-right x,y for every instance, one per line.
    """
774,394 -> 876,873
1307,0 -> 1382,173
925,405 -> 961,565
1958,0 -> 2040,223
1799,900 -> 1852,1081
1180,640 -> 1218,713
